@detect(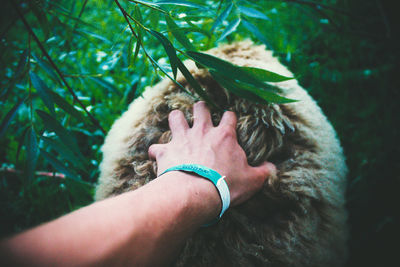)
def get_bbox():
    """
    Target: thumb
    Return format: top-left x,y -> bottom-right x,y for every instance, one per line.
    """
252,161 -> 277,185
148,144 -> 165,160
